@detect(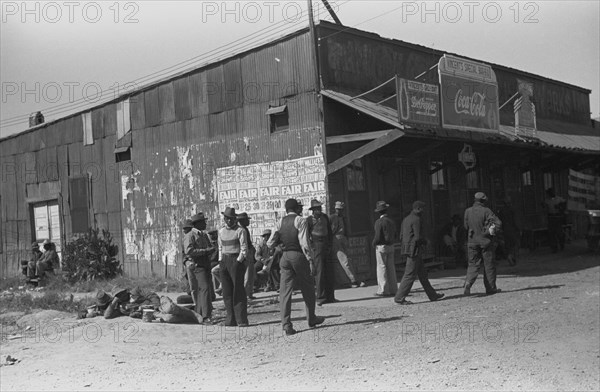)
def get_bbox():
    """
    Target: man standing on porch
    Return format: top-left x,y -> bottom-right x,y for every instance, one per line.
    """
330,201 -> 366,288
372,201 -> 398,297
394,201 -> 445,305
